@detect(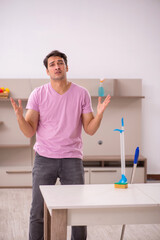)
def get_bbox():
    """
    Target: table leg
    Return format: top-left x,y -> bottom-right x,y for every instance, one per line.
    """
51,209 -> 67,240
44,201 -> 51,240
